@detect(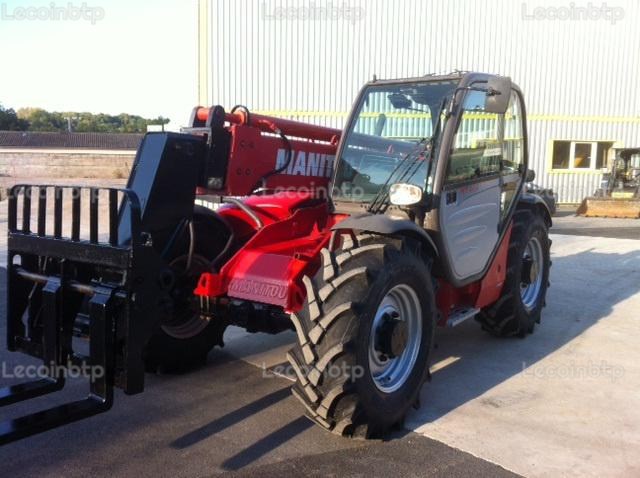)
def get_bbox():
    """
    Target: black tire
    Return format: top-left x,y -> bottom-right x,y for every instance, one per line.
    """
143,209 -> 229,373
477,209 -> 551,337
288,235 -> 435,438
